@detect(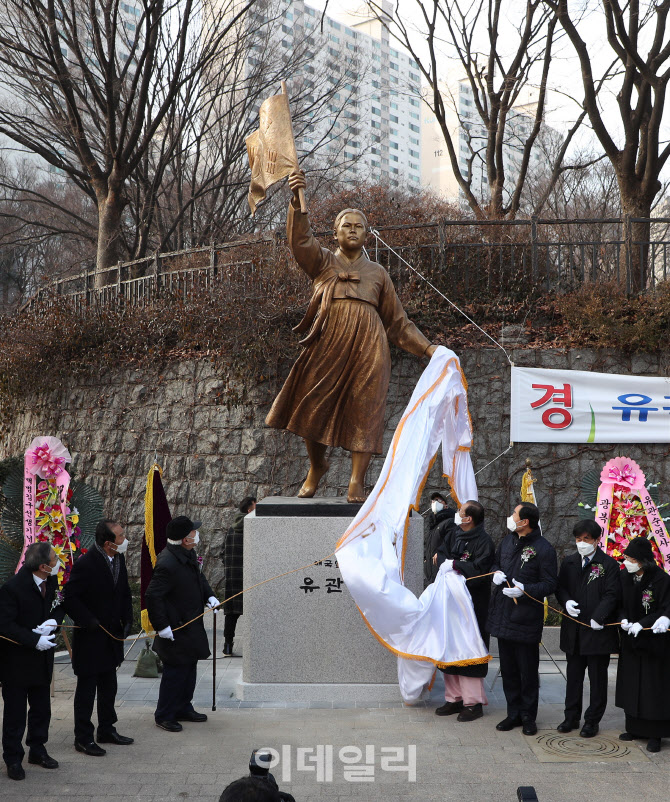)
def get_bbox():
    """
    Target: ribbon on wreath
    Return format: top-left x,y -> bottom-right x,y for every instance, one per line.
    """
596,456 -> 670,572
18,436 -> 71,571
